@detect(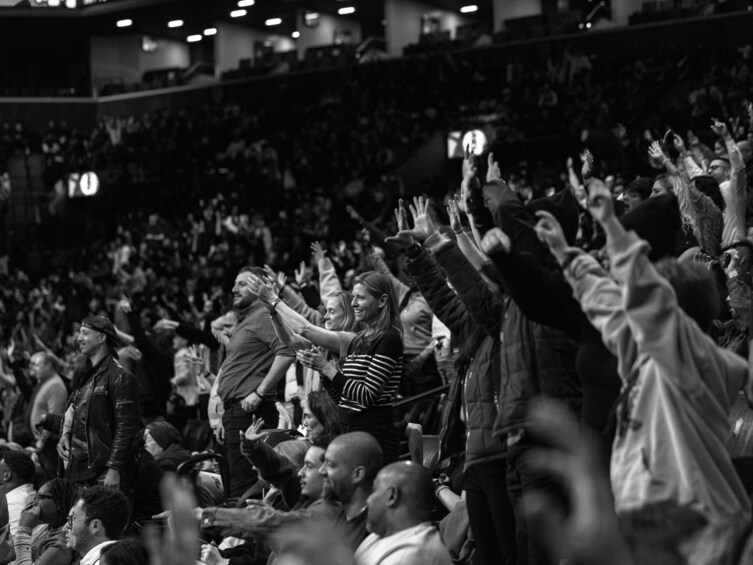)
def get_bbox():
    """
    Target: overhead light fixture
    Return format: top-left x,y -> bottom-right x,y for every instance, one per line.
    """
292,31 -> 300,38
230,9 -> 247,17
204,28 -> 217,36
168,20 -> 183,28
460,5 -> 478,13
116,19 -> 132,27
187,35 -> 202,42
265,17 -> 282,26
304,11 -> 319,21
238,0 -> 255,6
338,6 -> 355,15
65,0 -> 77,8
